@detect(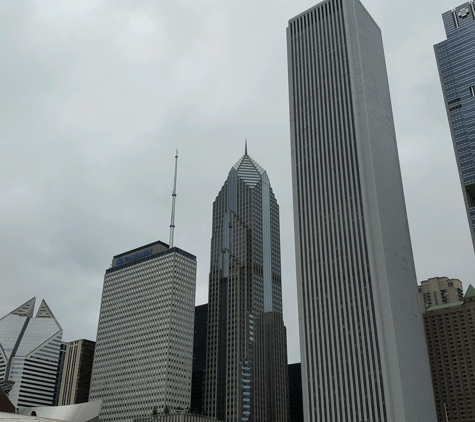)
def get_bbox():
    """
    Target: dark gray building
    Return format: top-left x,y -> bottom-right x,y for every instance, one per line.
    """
53,342 -> 66,406
288,363 -> 303,422
204,151 -> 288,422
191,304 -> 208,414
423,285 -> 475,422
435,2 -> 475,252
287,0 -> 436,421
